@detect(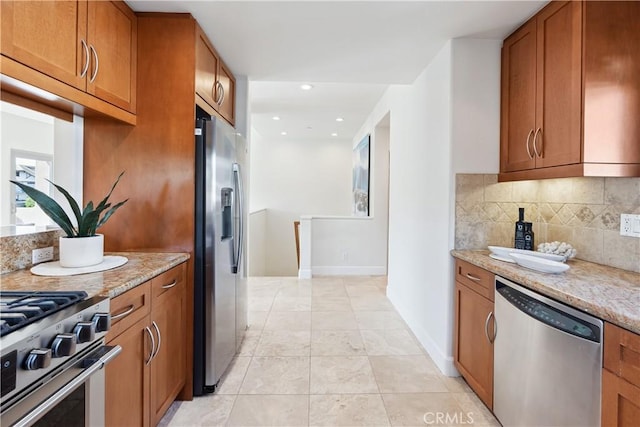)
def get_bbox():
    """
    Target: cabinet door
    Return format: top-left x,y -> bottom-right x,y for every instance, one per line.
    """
500,19 -> 537,173
454,281 -> 494,409
217,62 -> 236,125
150,279 -> 187,425
1,0 -> 87,90
602,369 -> 640,427
195,28 -> 220,110
535,1 -> 582,168
106,315 -> 151,427
86,0 -> 137,112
